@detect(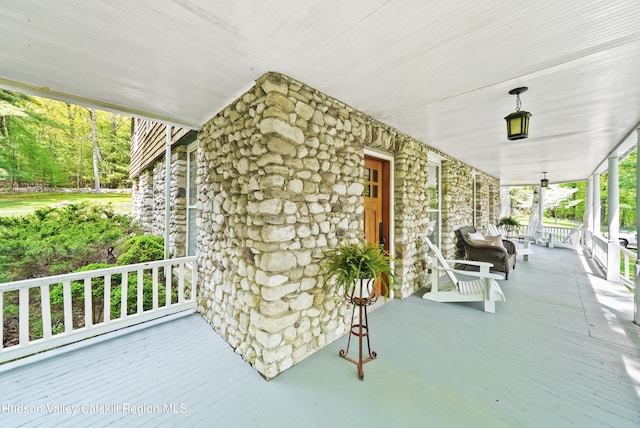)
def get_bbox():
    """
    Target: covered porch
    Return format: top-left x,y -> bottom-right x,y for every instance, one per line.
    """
1,244 -> 638,427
